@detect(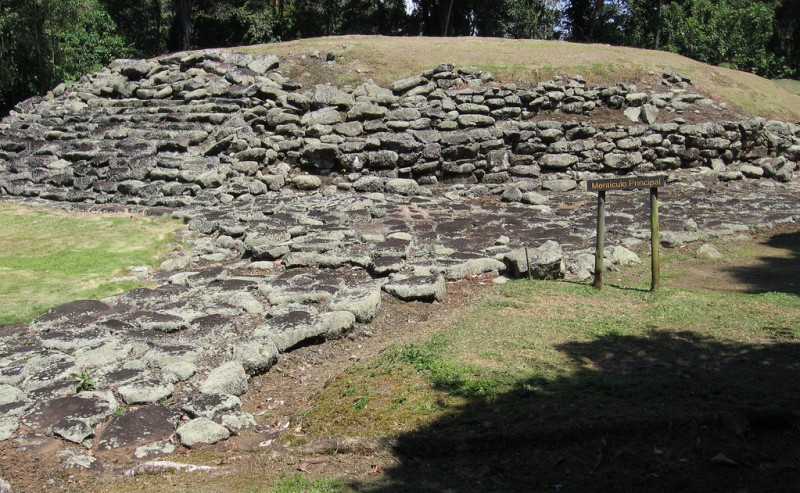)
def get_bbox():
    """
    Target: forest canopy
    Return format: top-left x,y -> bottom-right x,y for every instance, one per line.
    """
1,0 -> 798,113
